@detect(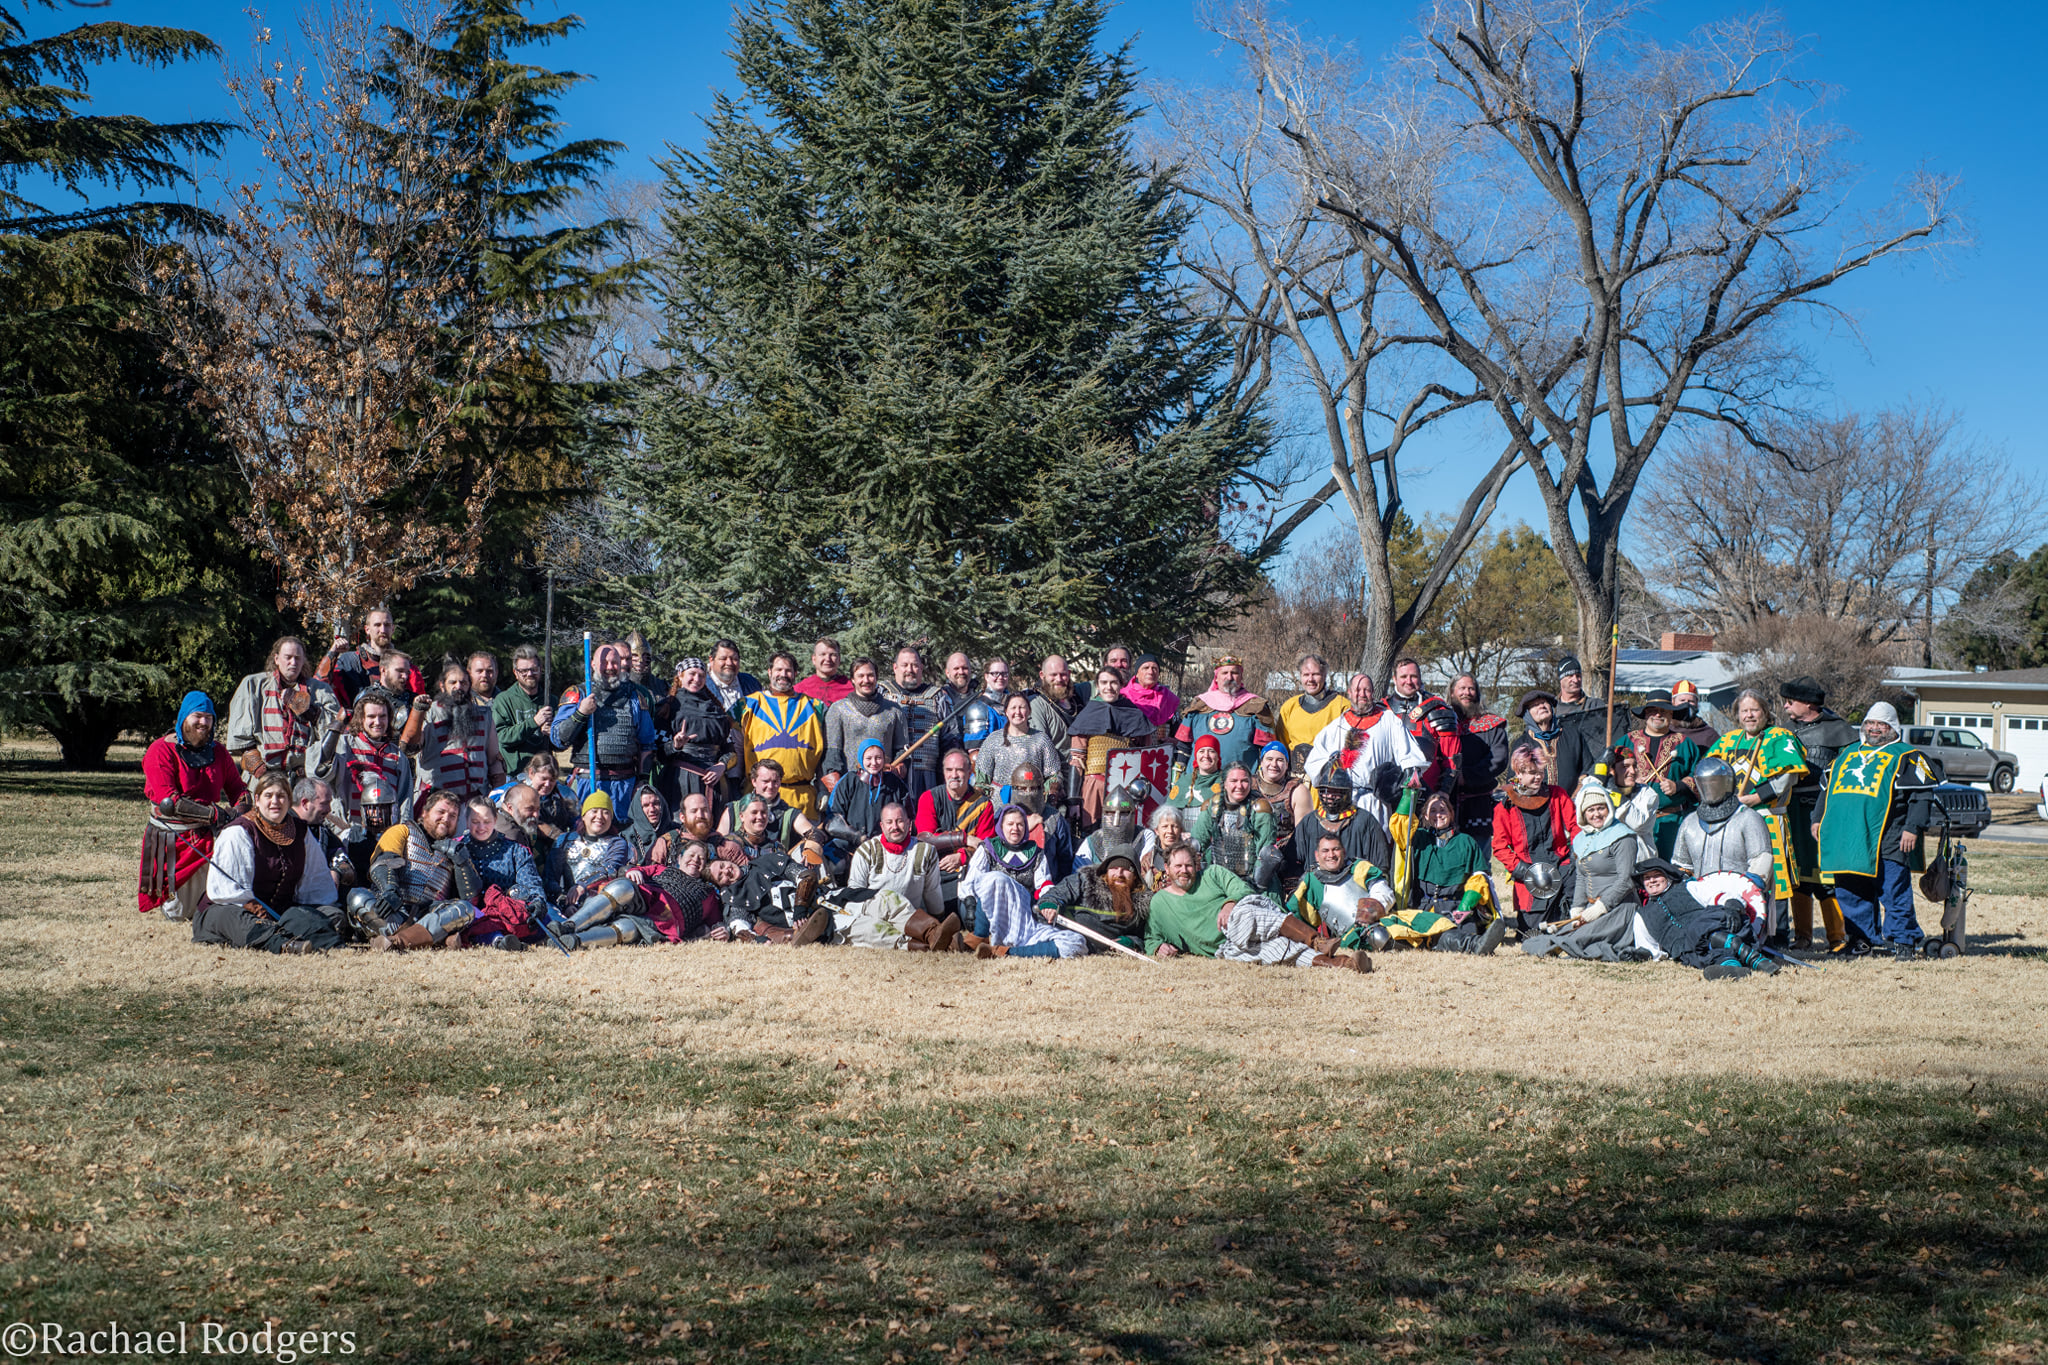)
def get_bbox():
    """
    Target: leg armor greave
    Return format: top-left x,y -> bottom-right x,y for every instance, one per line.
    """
420,899 -> 479,944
